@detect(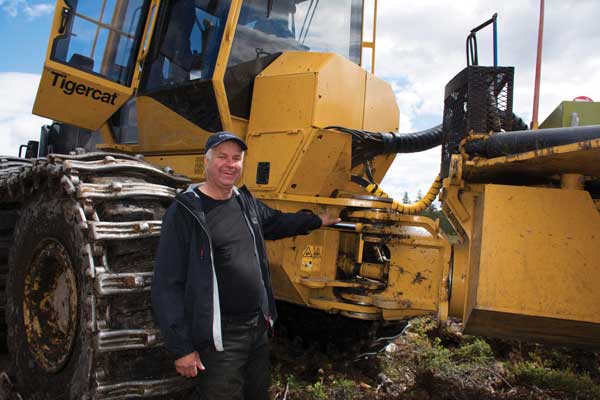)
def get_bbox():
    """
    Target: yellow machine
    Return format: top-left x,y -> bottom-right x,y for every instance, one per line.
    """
0,0 -> 598,399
